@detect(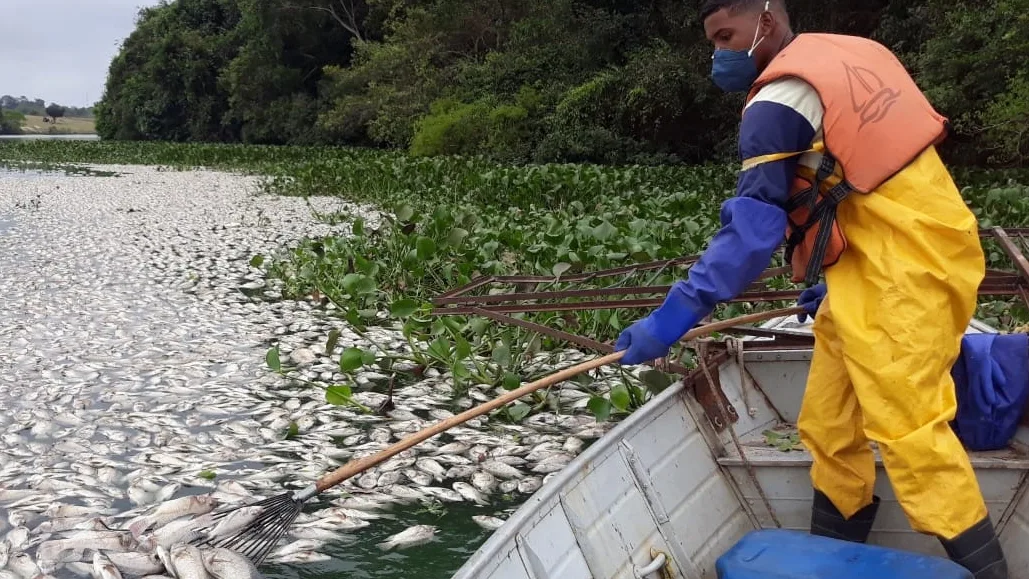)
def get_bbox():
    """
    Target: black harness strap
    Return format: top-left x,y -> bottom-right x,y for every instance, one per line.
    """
782,153 -> 855,286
